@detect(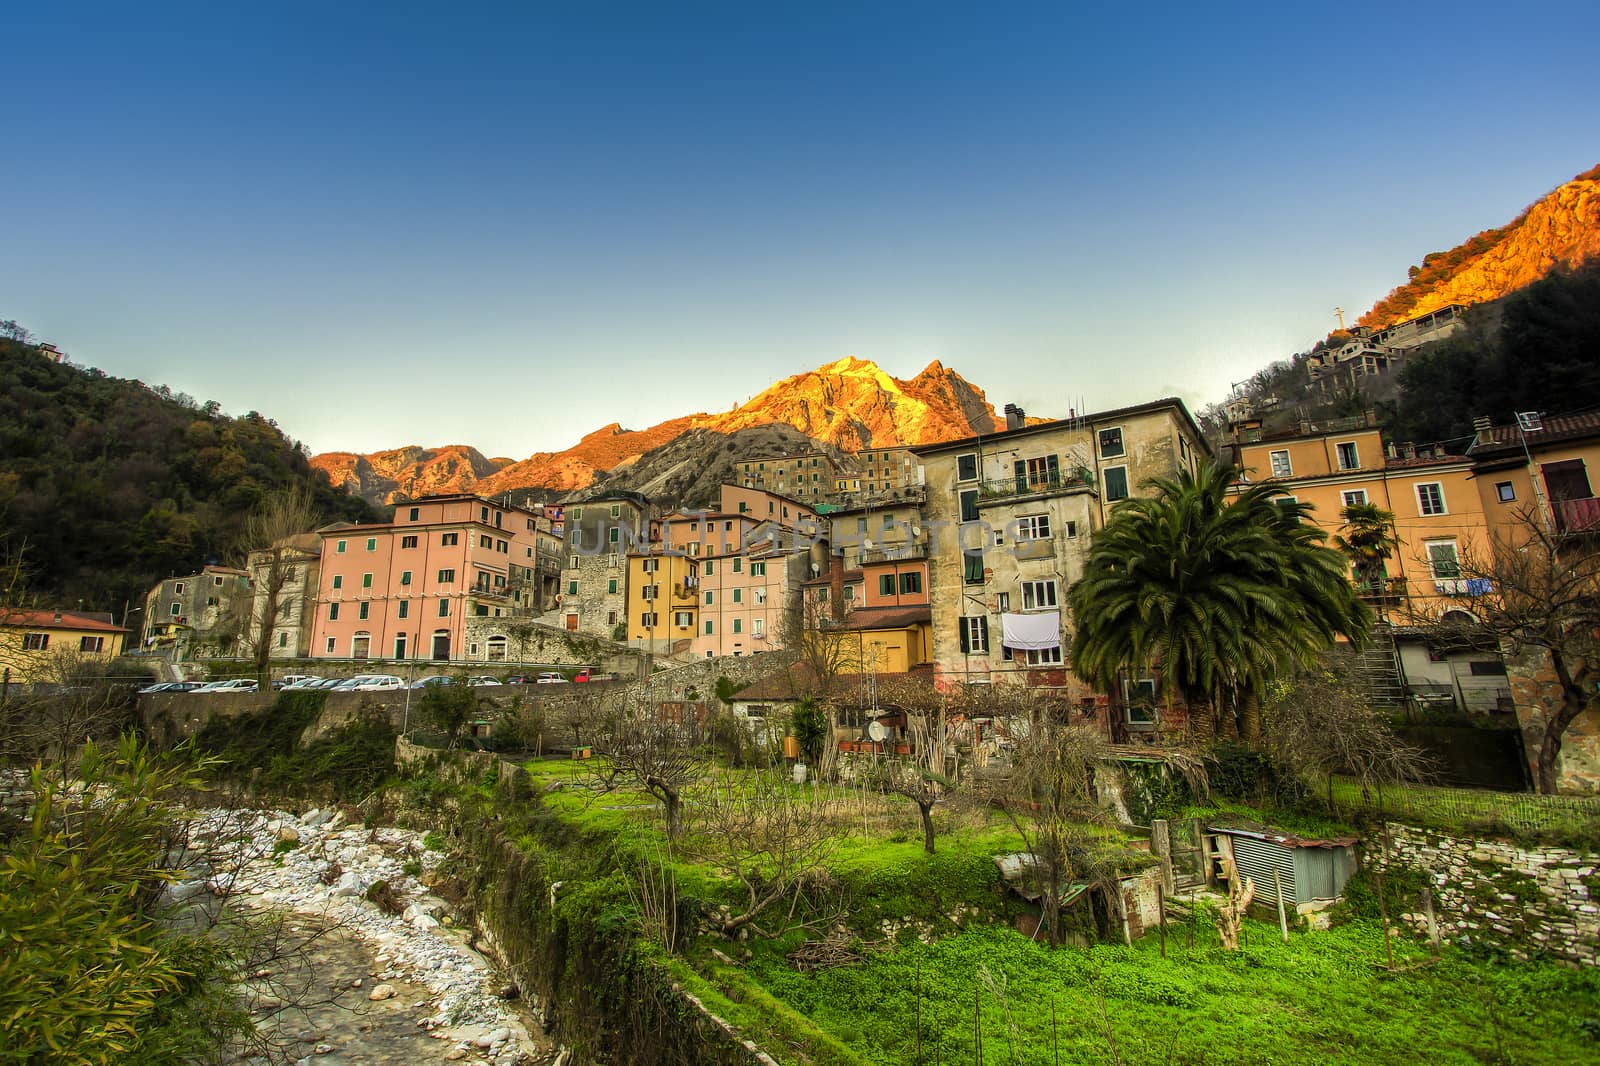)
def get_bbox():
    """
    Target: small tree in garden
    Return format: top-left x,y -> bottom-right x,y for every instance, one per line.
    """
871,676 -> 960,854
974,690 -> 1114,947
789,696 -> 830,766
593,712 -> 703,839
418,682 -> 477,750
1264,655 -> 1432,809
694,770 -> 837,938
1334,502 -> 1401,597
